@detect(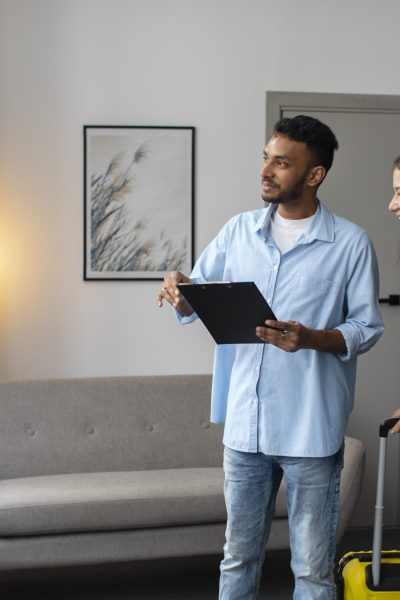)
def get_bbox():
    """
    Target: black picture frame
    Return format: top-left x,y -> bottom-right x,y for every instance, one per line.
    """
84,125 -> 195,280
